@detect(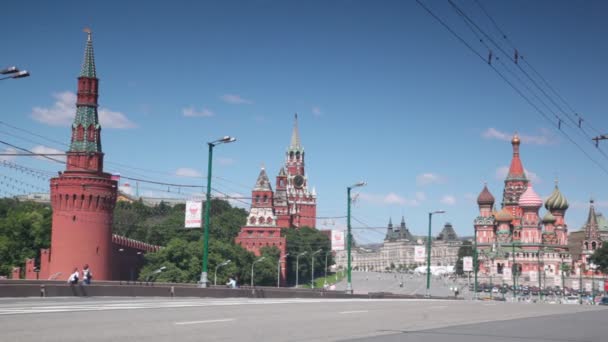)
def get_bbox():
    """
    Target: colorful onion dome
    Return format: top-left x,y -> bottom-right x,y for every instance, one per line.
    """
519,183 -> 542,209
495,208 -> 513,222
542,211 -> 556,223
477,183 -> 495,206
544,182 -> 569,211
